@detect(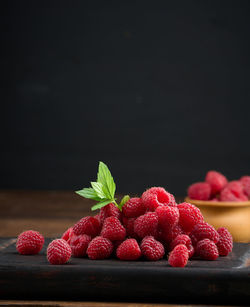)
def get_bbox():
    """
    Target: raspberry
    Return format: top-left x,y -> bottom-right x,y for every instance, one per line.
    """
169,193 -> 177,207
168,244 -> 189,267
220,186 -> 248,202
47,239 -> 71,265
178,202 -> 204,232
156,205 -> 179,230
16,230 -> 44,255
240,176 -> 250,198
160,224 -> 184,243
122,216 -> 138,239
227,181 -> 244,197
190,222 -> 219,246
122,197 -> 146,218
87,236 -> 113,260
61,227 -> 74,243
205,170 -> 228,195
116,238 -> 141,260
141,187 -> 172,211
73,216 -> 101,237
99,203 -> 121,223
196,239 -> 219,260
170,234 -> 194,258
140,236 -> 165,261
70,234 -> 92,257
187,182 -> 211,201
101,216 -> 126,241
134,212 -> 158,239
216,227 -> 233,256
